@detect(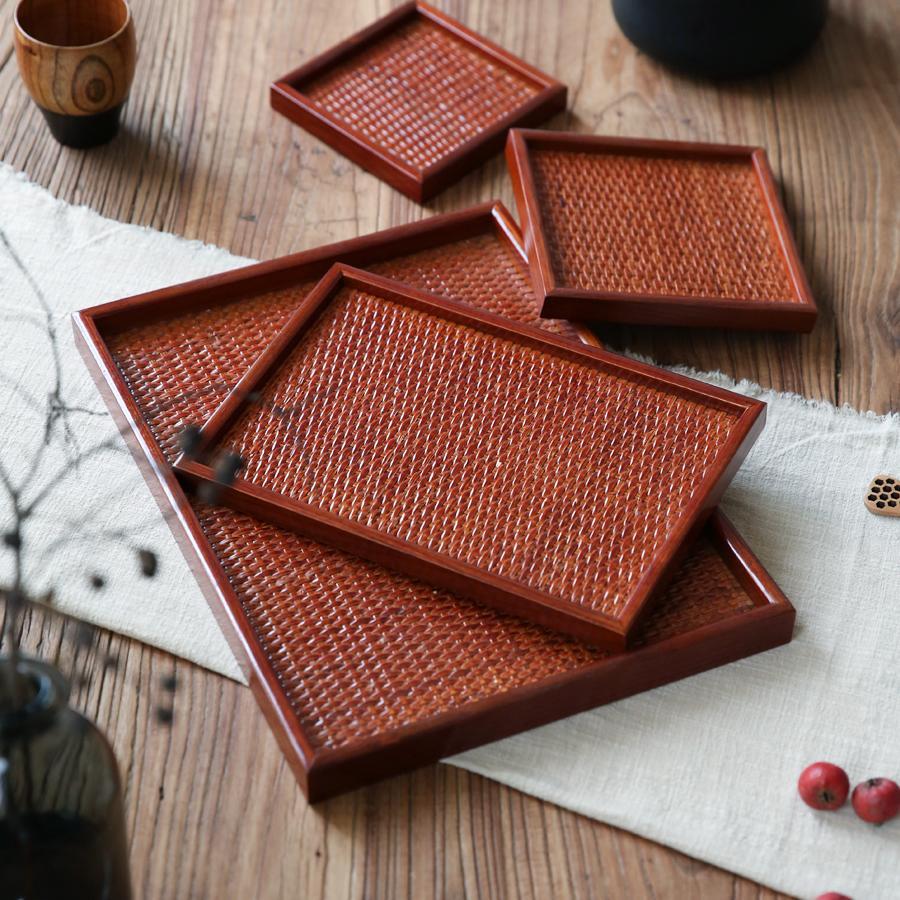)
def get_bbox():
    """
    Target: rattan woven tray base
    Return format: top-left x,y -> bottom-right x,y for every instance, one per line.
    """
506,130 -> 817,332
176,265 -> 764,648
271,2 -> 566,202
74,205 -> 794,800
